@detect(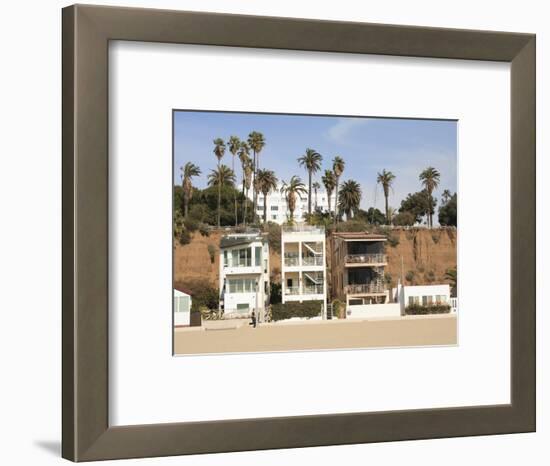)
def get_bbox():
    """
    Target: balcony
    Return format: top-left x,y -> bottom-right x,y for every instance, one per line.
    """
344,253 -> 386,266
345,283 -> 386,295
303,284 -> 324,295
284,286 -> 301,295
284,285 -> 324,296
282,224 -> 325,234
284,253 -> 300,267
302,255 -> 323,266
